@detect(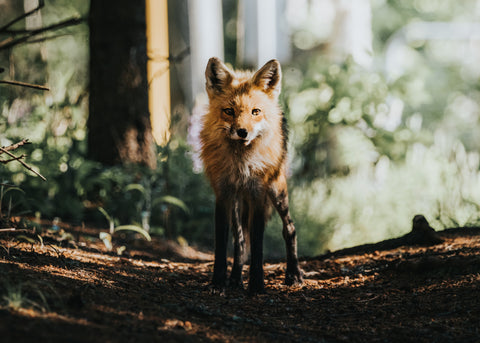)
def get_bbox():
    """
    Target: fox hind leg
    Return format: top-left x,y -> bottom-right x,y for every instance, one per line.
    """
269,179 -> 304,286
